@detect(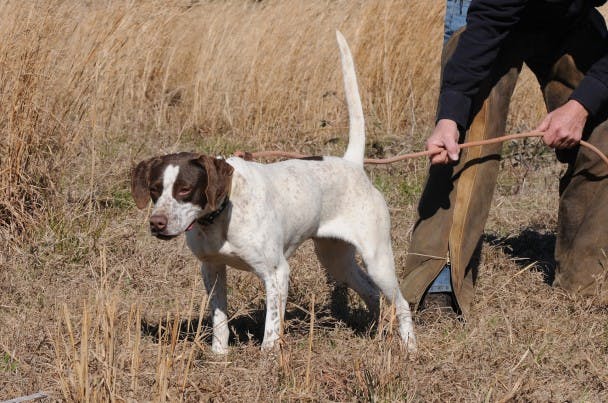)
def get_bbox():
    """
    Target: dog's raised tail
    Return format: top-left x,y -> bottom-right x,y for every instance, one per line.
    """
336,30 -> 365,166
